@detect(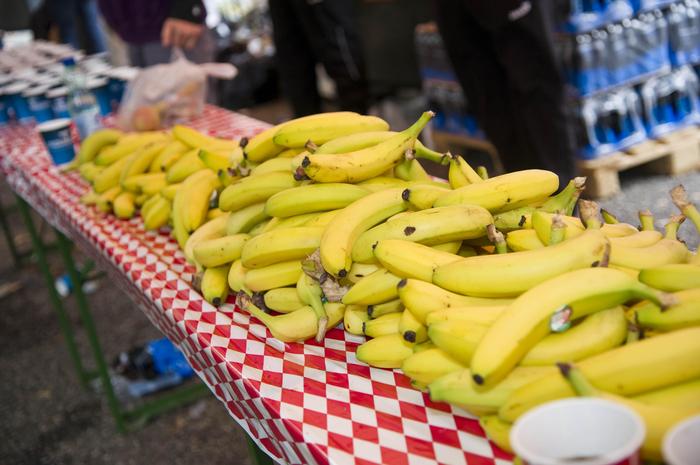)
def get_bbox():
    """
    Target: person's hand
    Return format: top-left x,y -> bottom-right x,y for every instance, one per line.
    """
161,18 -> 203,49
